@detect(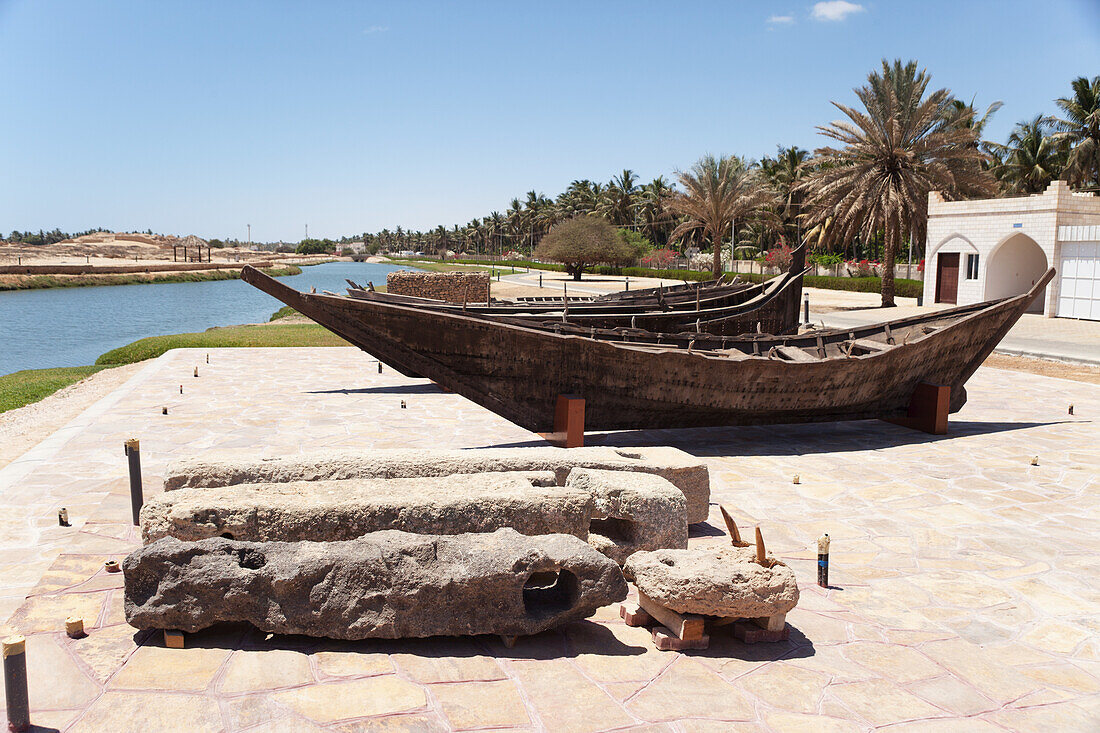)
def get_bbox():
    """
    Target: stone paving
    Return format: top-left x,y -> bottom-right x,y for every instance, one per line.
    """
0,346 -> 1098,732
